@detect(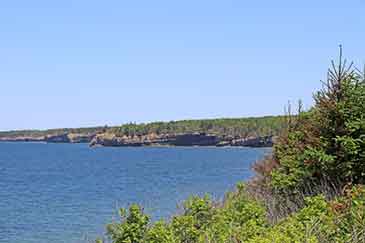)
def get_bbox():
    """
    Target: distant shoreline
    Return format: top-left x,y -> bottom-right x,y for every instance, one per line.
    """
89,132 -> 275,148
0,116 -> 284,148
0,133 -> 275,148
